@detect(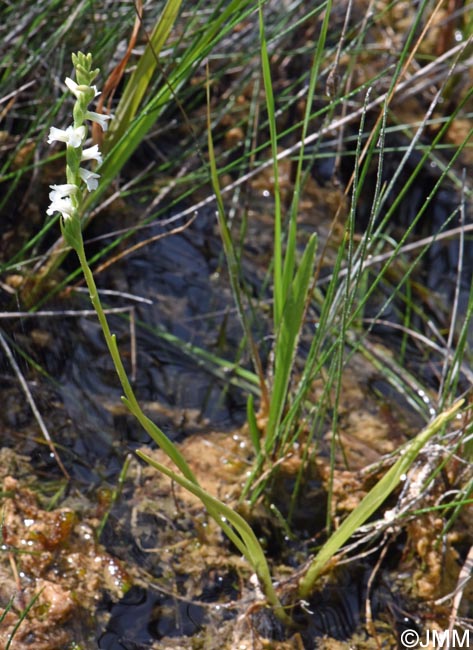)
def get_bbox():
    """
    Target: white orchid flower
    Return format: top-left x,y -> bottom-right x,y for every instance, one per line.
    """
85,110 -> 113,132
79,167 -> 100,191
47,193 -> 74,219
48,183 -> 77,200
47,125 -> 86,148
65,77 -> 100,100
81,145 -> 103,165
